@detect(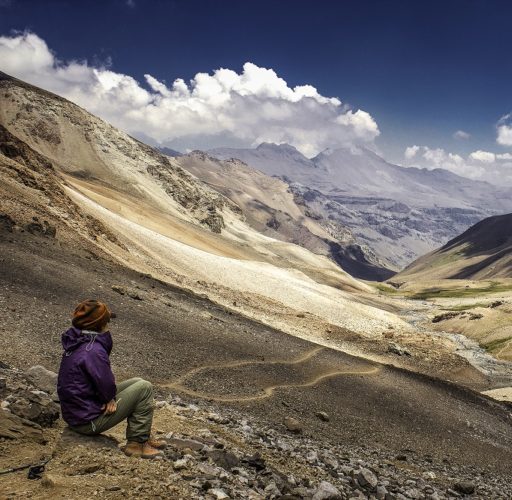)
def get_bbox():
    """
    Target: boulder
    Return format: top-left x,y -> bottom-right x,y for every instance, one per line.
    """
55,427 -> 120,454
0,409 -> 45,443
453,481 -> 475,495
312,481 -> 342,500
8,389 -> 60,427
25,365 -> 57,395
357,468 -> 378,490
